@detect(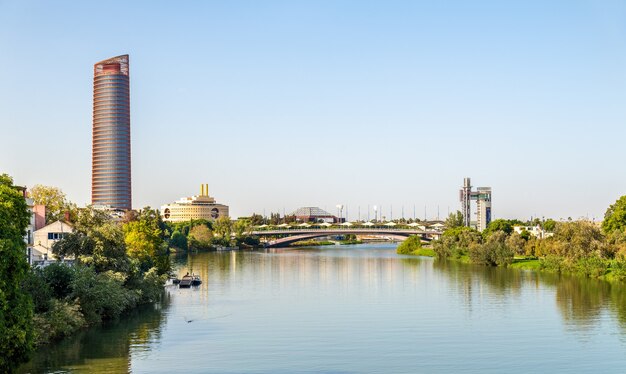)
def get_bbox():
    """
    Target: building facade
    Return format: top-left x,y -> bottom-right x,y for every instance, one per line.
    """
161,184 -> 229,223
32,221 -> 74,262
92,54 -> 132,210
459,177 -> 492,232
